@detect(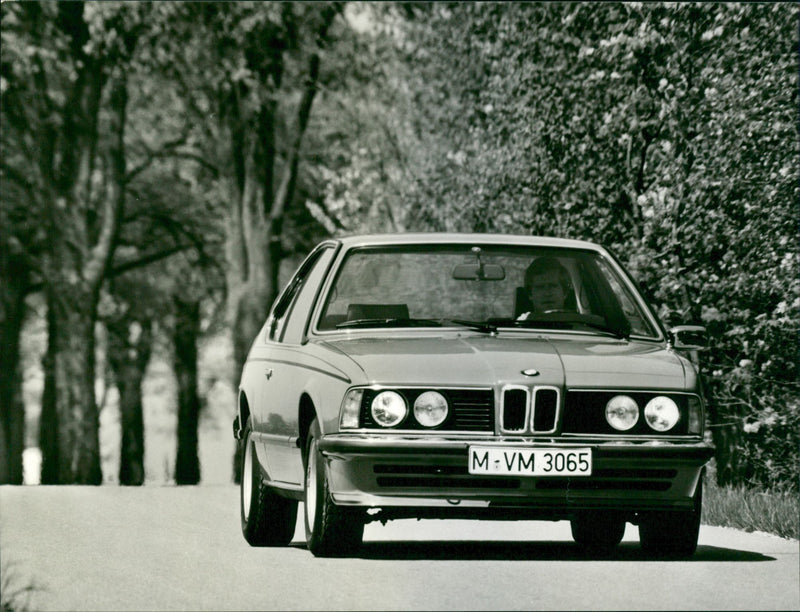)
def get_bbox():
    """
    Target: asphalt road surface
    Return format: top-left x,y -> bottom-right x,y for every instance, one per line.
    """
1,485 -> 797,611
